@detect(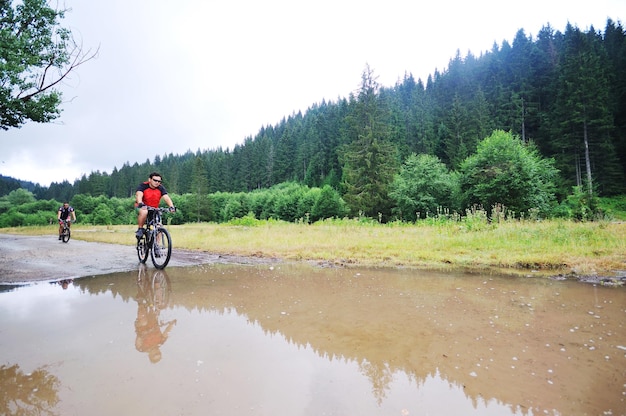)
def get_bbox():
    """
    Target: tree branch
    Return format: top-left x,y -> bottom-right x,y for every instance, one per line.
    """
20,41 -> 99,102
